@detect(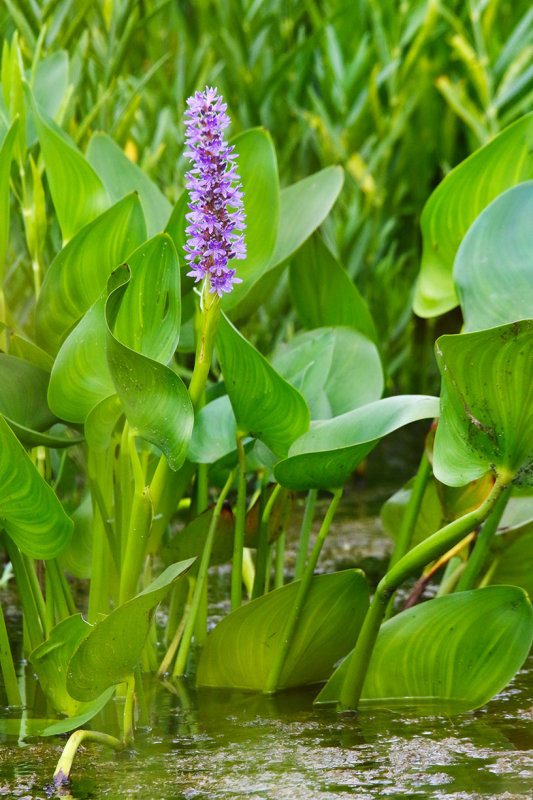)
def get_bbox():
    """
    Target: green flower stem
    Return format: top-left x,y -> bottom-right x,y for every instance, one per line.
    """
122,674 -> 136,745
264,488 -> 343,695
119,487 -> 152,605
53,729 -> 124,787
0,598 -> 22,706
231,436 -> 247,611
193,462 -> 209,646
294,489 -> 317,580
4,539 -> 43,651
252,483 -> 281,598
274,533 -> 286,589
337,472 -> 511,712
174,468 -> 236,677
456,484 -> 512,592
